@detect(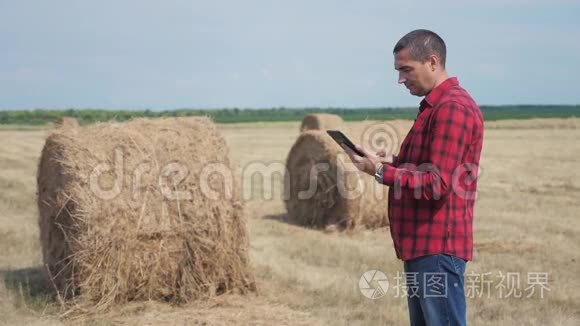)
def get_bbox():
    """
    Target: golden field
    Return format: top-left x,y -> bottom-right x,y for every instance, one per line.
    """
0,118 -> 579,325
